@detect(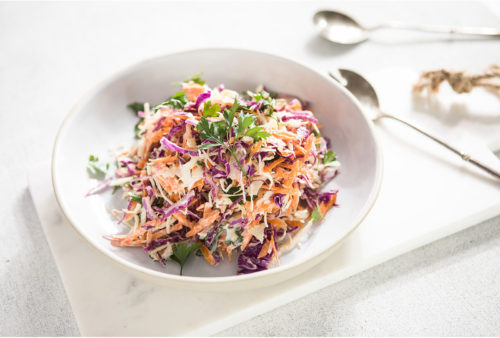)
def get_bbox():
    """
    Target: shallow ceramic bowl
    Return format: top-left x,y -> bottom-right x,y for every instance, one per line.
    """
52,48 -> 383,291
